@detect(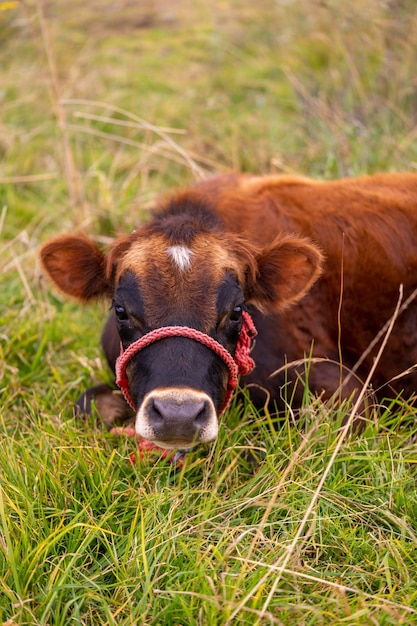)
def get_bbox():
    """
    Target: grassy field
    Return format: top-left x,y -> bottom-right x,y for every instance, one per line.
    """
2,0 -> 417,623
